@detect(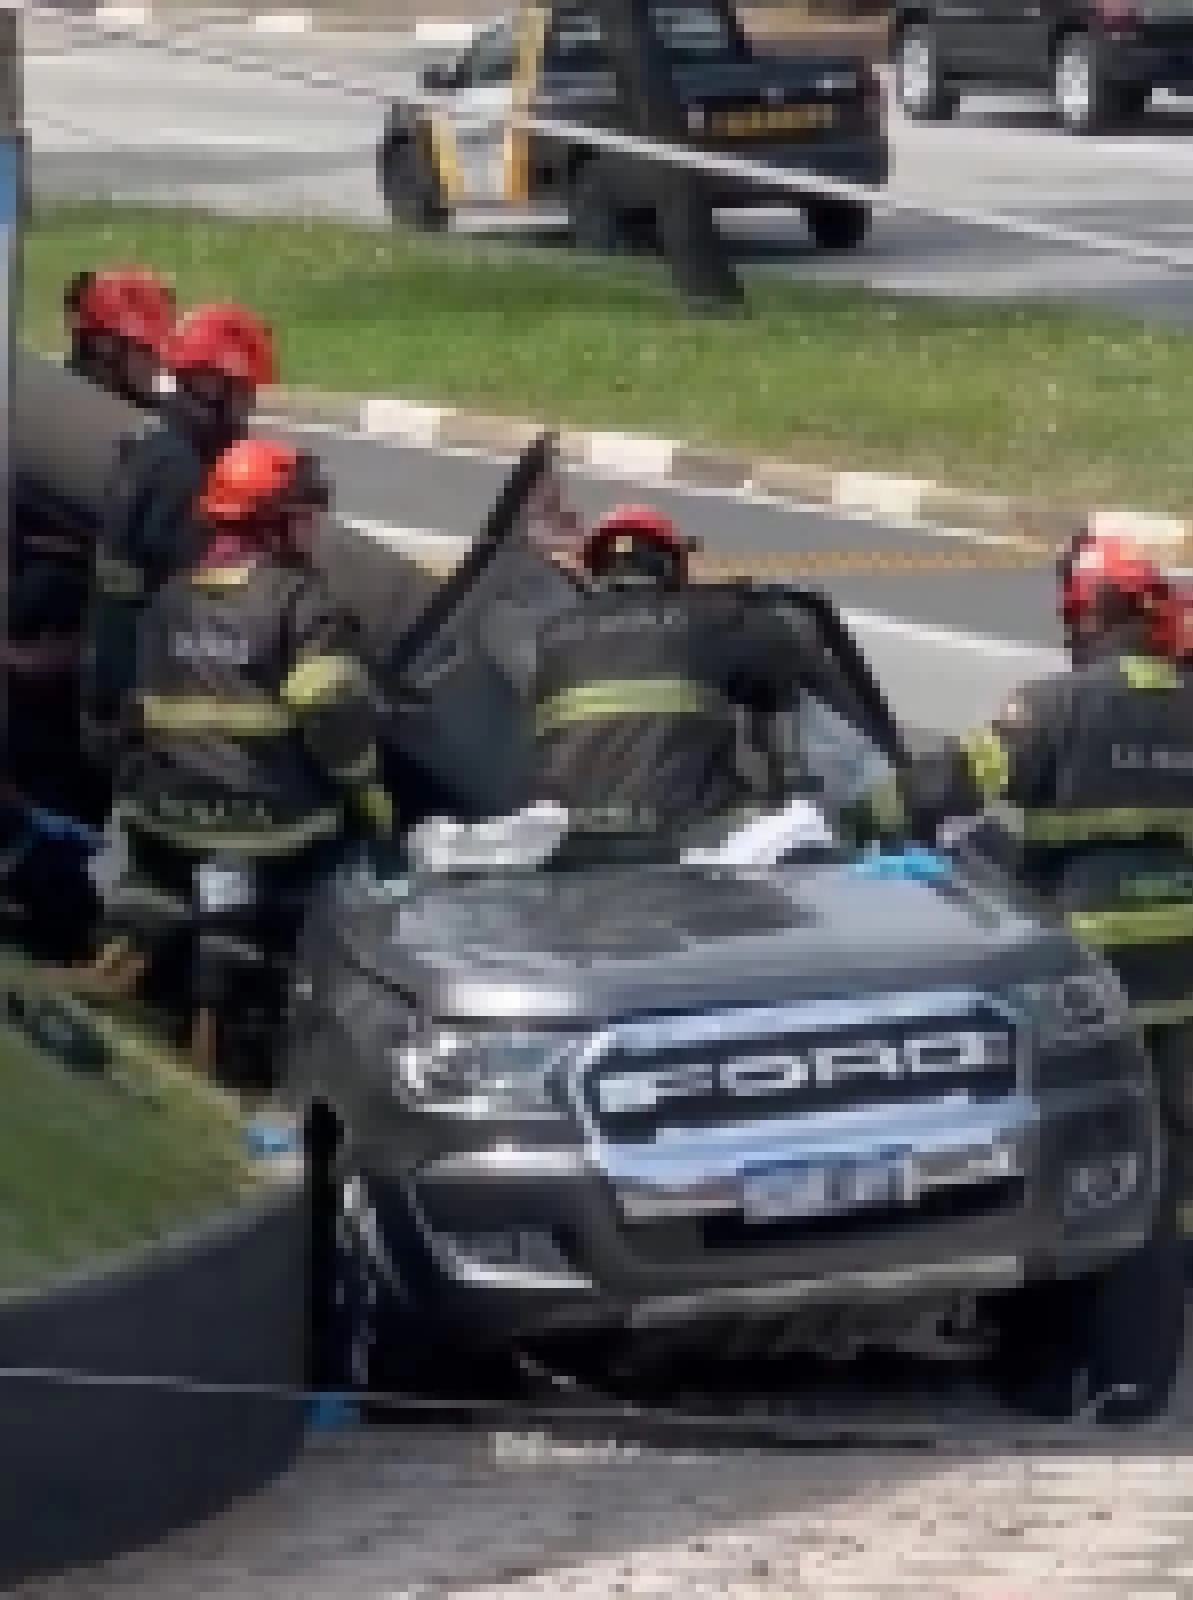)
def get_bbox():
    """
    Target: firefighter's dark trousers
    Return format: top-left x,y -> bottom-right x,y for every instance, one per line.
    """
100,824 -> 340,1020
